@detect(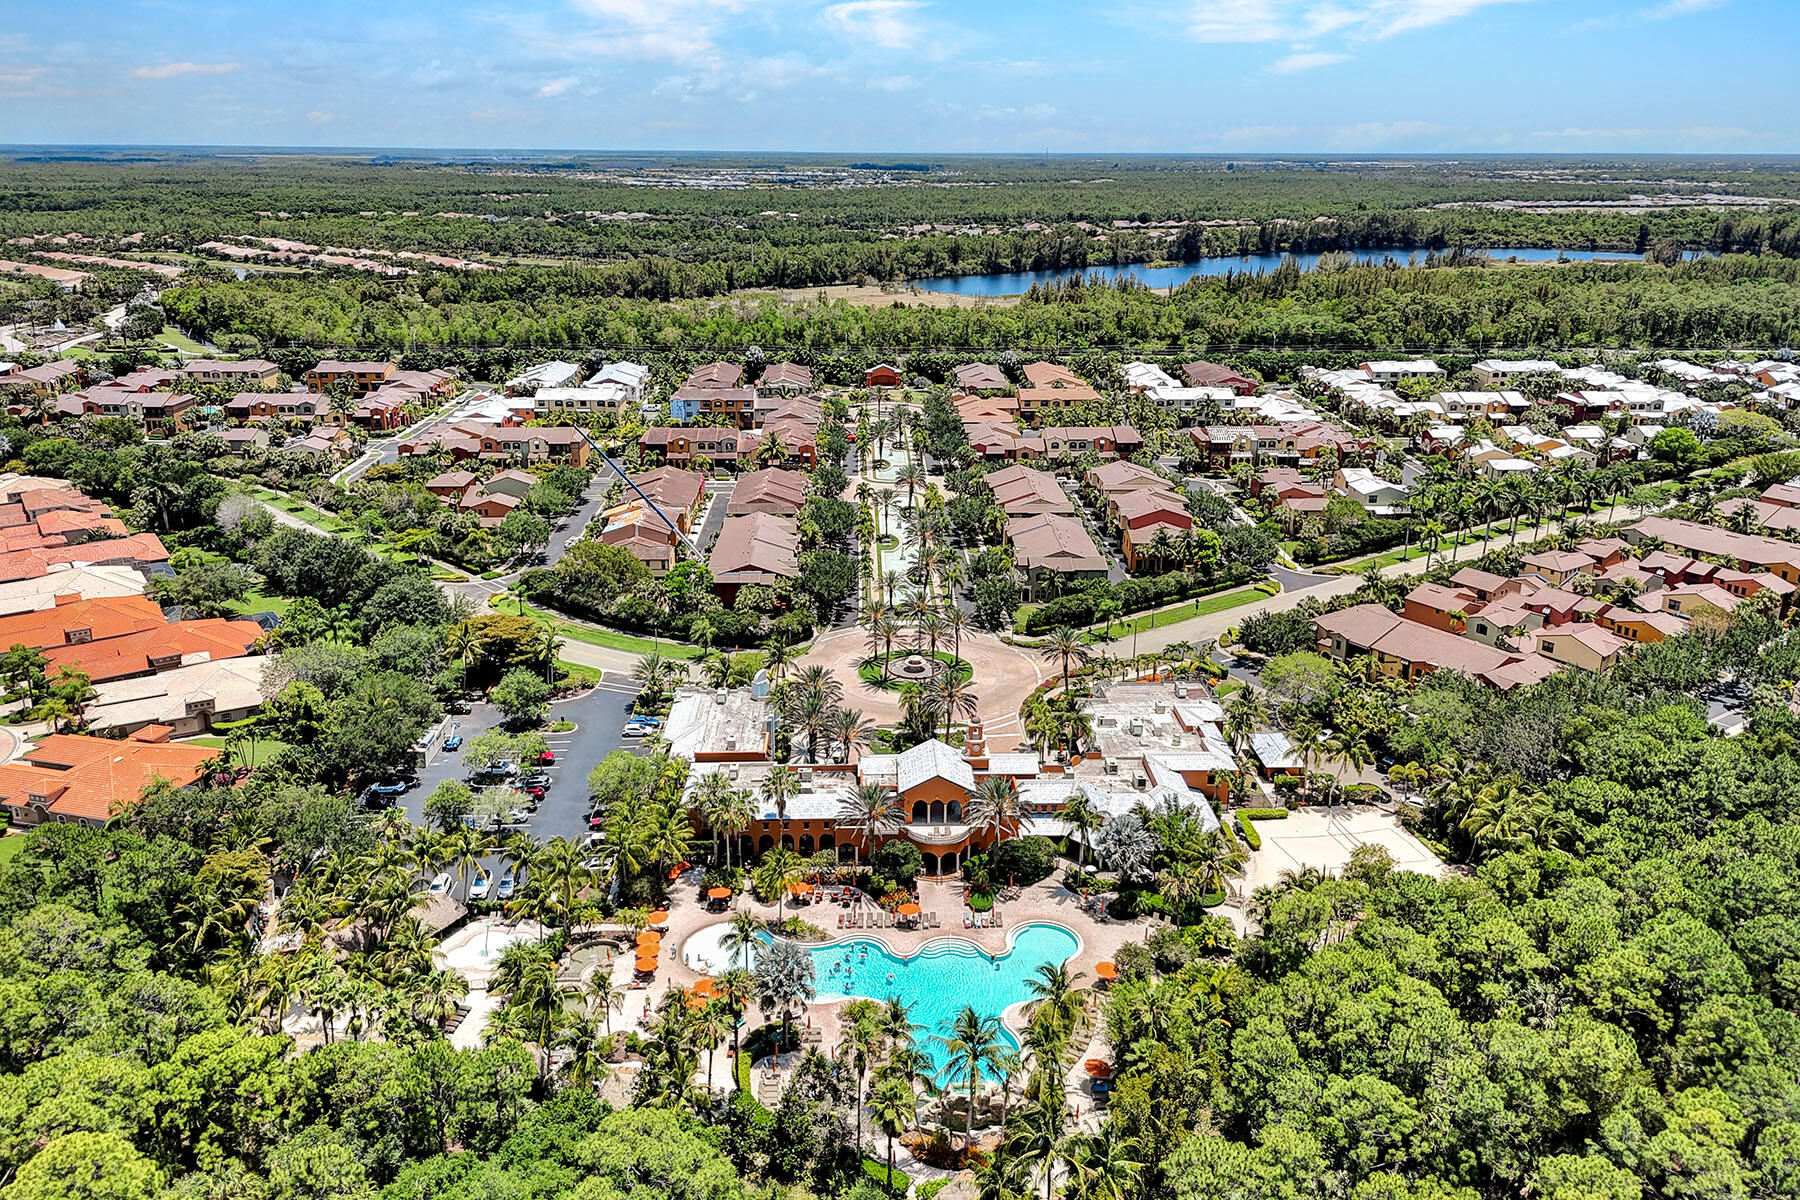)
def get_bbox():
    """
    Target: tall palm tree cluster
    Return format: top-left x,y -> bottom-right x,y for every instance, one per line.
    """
778,662 -> 876,763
